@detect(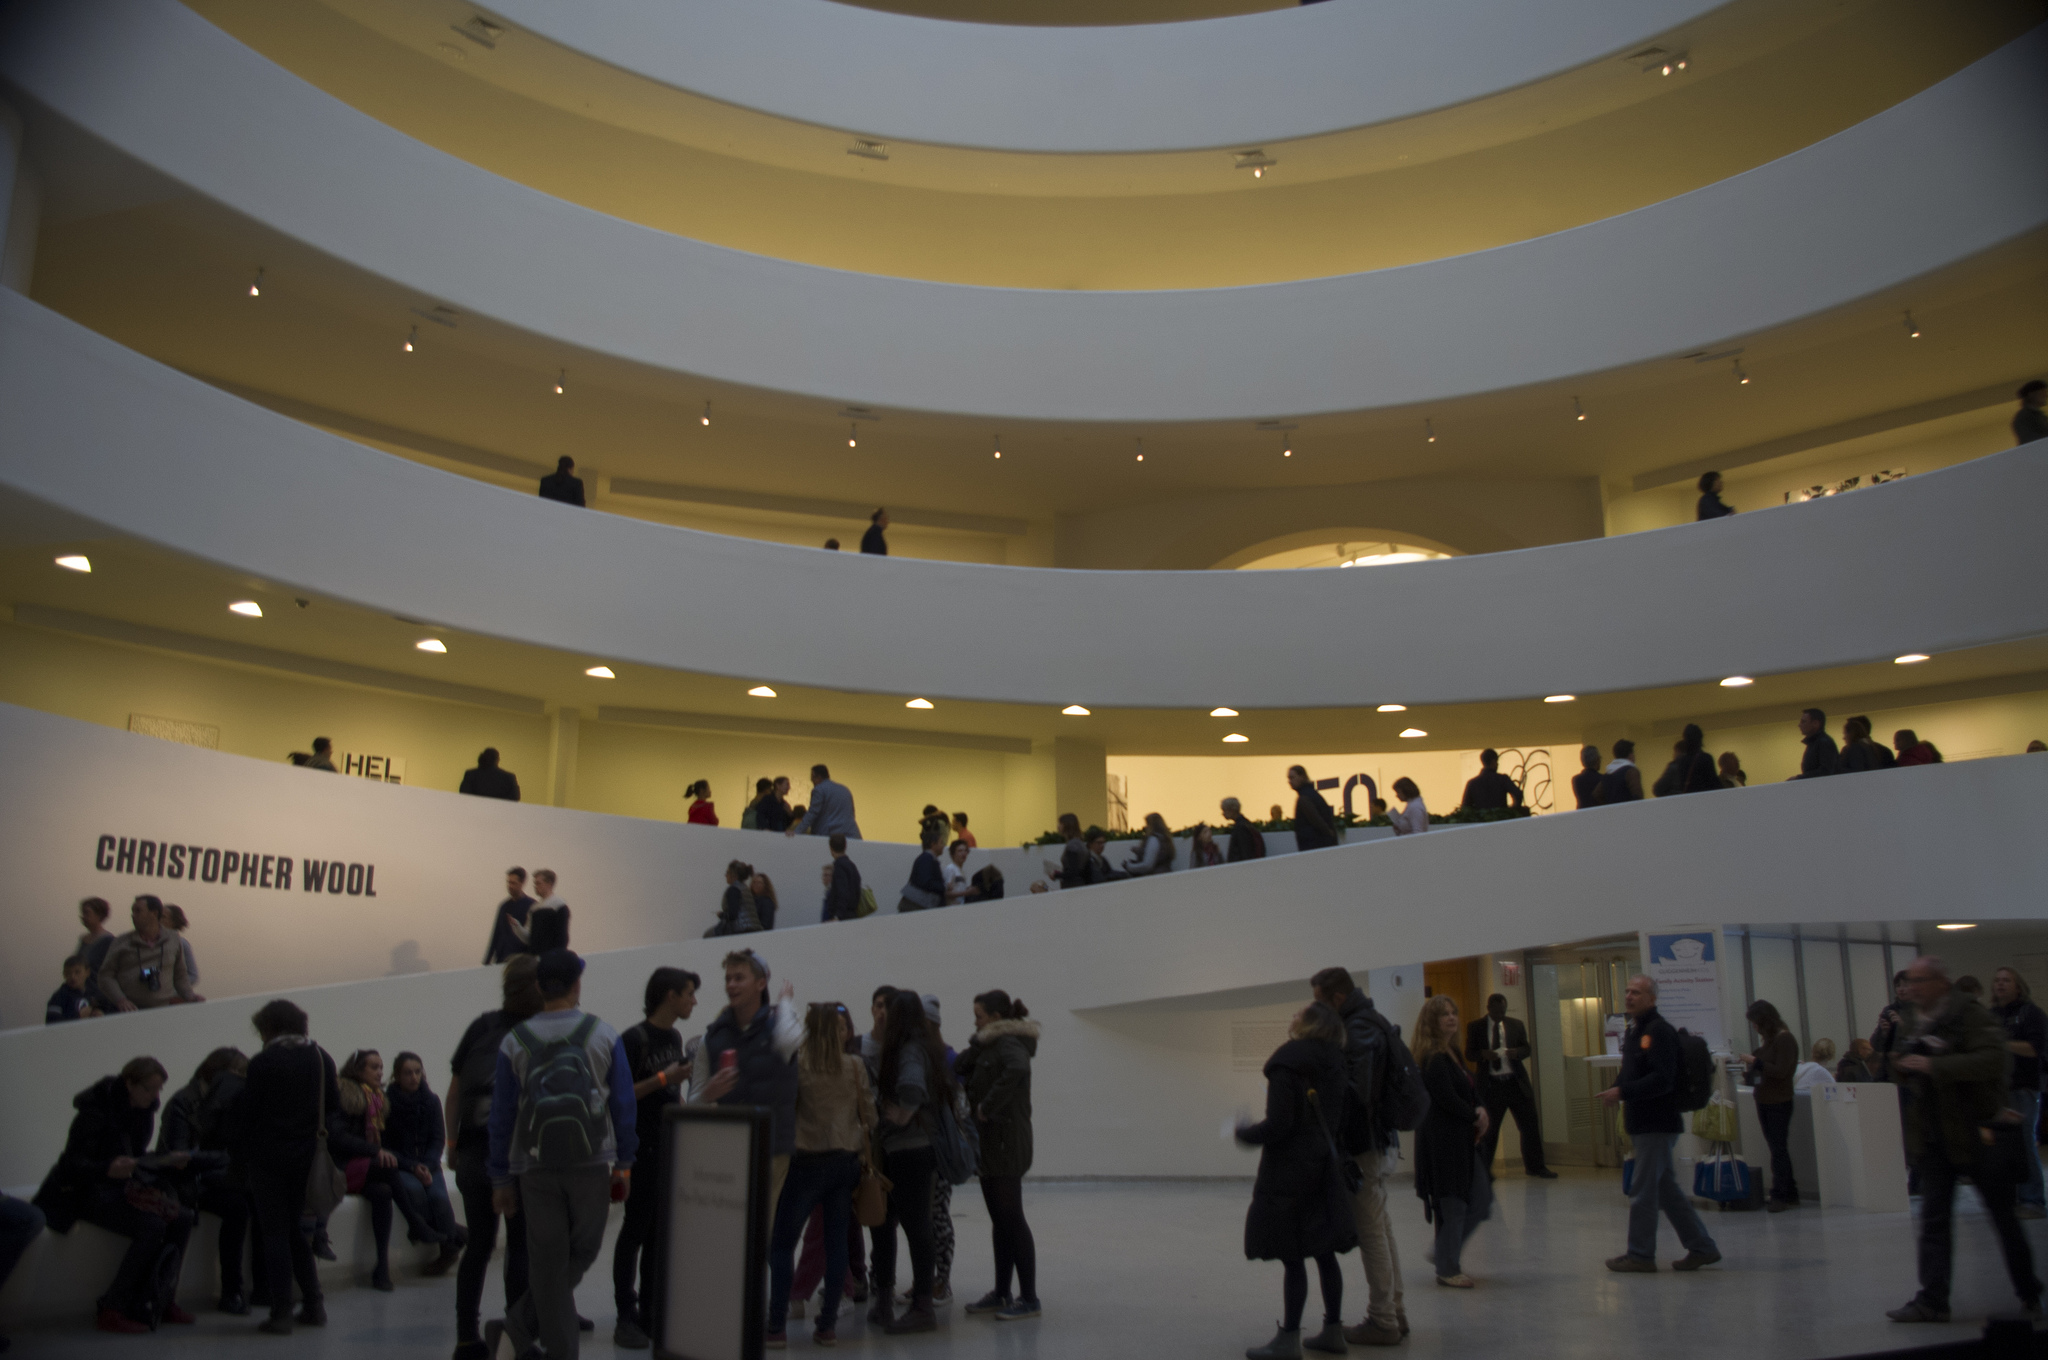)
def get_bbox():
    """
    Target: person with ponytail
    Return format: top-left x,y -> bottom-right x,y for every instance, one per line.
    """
766,1003 -> 875,1348
957,991 -> 1042,1321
